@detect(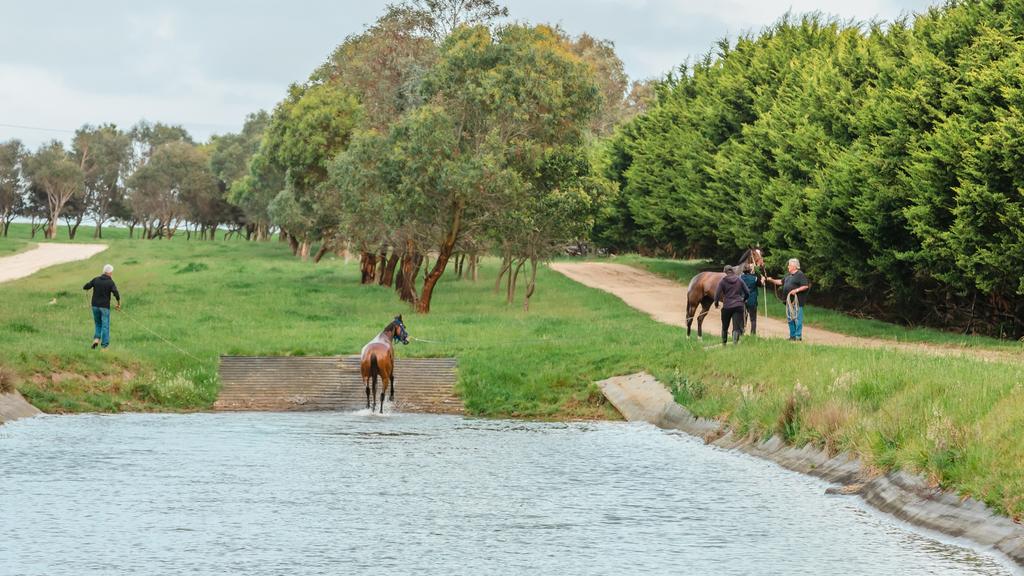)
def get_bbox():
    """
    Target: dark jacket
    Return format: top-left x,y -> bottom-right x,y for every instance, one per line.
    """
84,275 -> 120,309
740,272 -> 760,307
782,271 -> 810,306
714,275 -> 750,310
